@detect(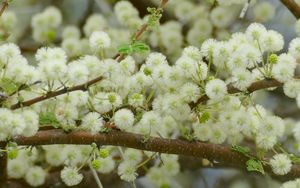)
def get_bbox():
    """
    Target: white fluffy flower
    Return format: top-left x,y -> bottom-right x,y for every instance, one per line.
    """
232,69 -> 254,91
114,109 -> 135,131
8,159 -> 28,178
288,38 -> 300,59
262,30 -> 284,52
60,166 -> 83,186
81,112 -> 104,135
180,82 -> 201,102
281,179 -> 300,188
256,134 -> 276,150
25,166 -> 47,187
89,31 -> 111,50
253,1 -> 275,23
283,79 -> 300,98
245,23 -> 267,42
118,162 -> 138,182
205,79 -> 228,100
270,154 -> 292,175
96,156 -> 116,174
67,62 -> 89,85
